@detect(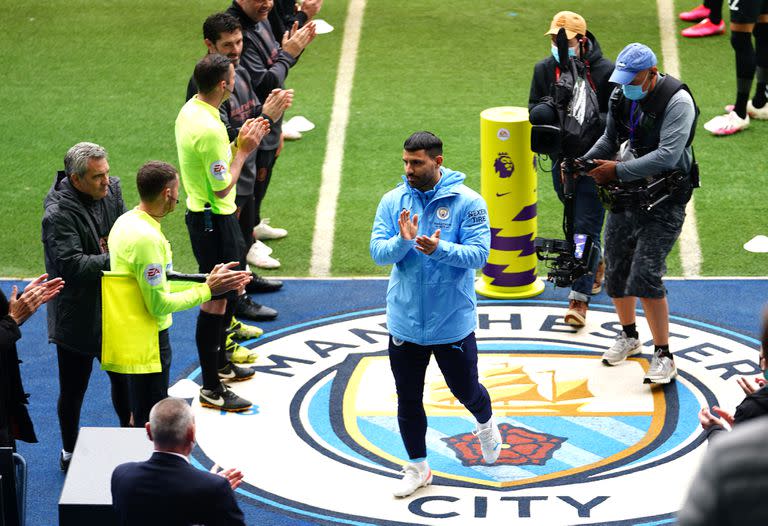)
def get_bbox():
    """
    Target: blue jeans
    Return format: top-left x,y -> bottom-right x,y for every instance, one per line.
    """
551,166 -> 606,302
